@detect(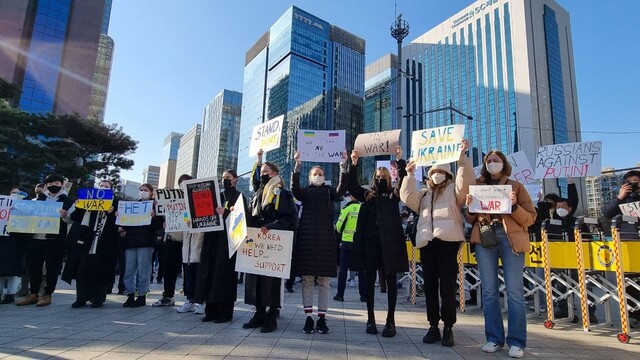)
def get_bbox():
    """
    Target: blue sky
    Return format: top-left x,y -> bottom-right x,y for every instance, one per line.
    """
104,0 -> 640,183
